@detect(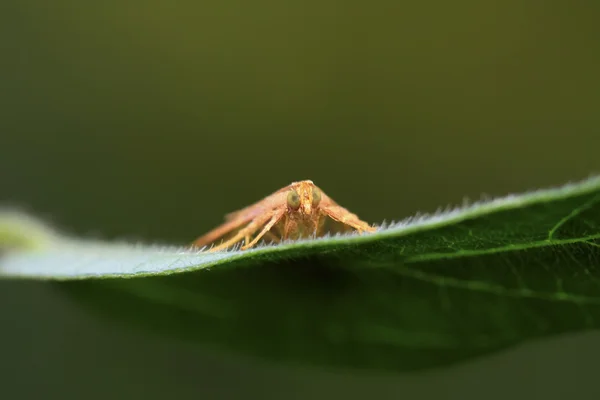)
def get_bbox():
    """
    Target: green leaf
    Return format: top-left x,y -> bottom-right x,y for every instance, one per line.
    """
2,176 -> 600,373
